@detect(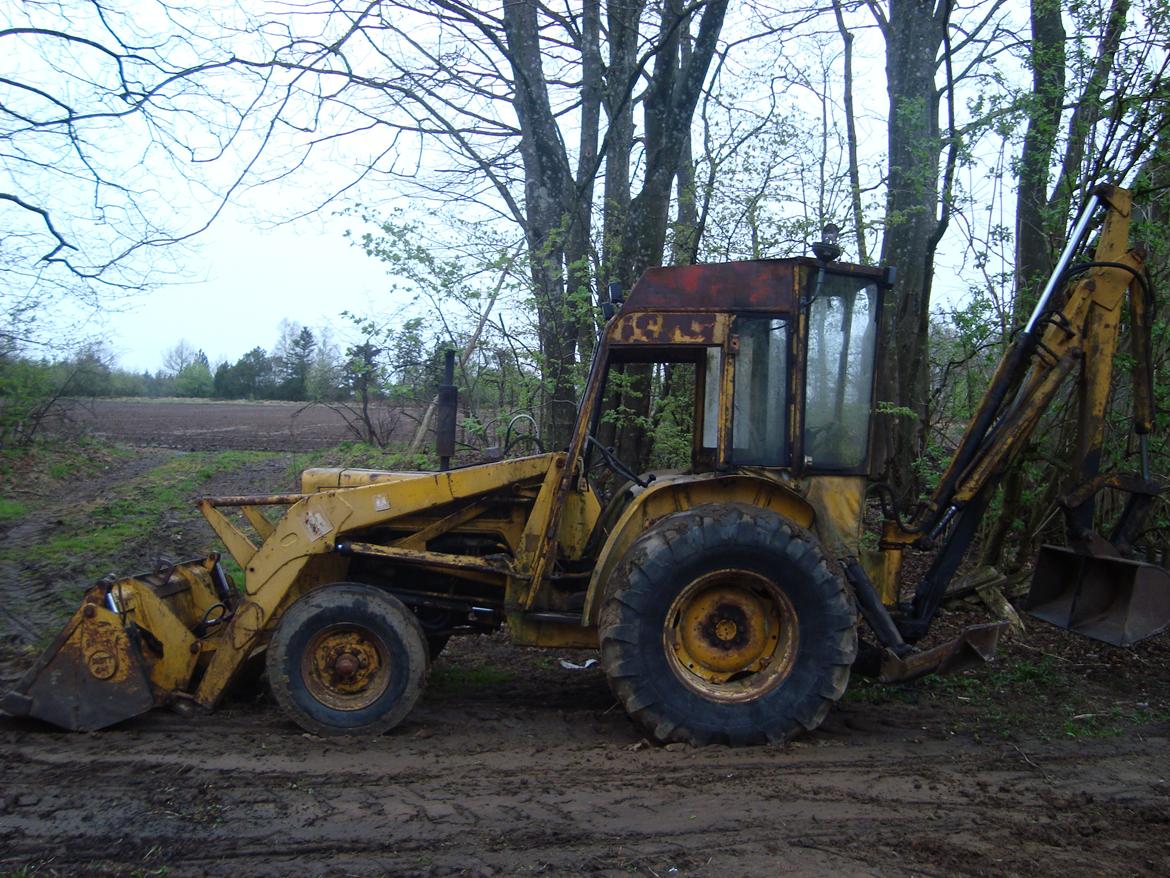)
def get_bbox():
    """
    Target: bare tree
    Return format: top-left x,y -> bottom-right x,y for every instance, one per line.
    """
162,340 -> 199,376
0,2 -> 300,351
